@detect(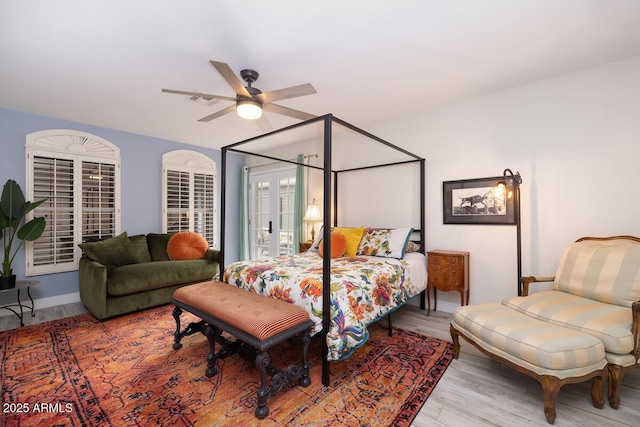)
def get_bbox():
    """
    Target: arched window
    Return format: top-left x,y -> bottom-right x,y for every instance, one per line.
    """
162,150 -> 217,247
25,130 -> 121,275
